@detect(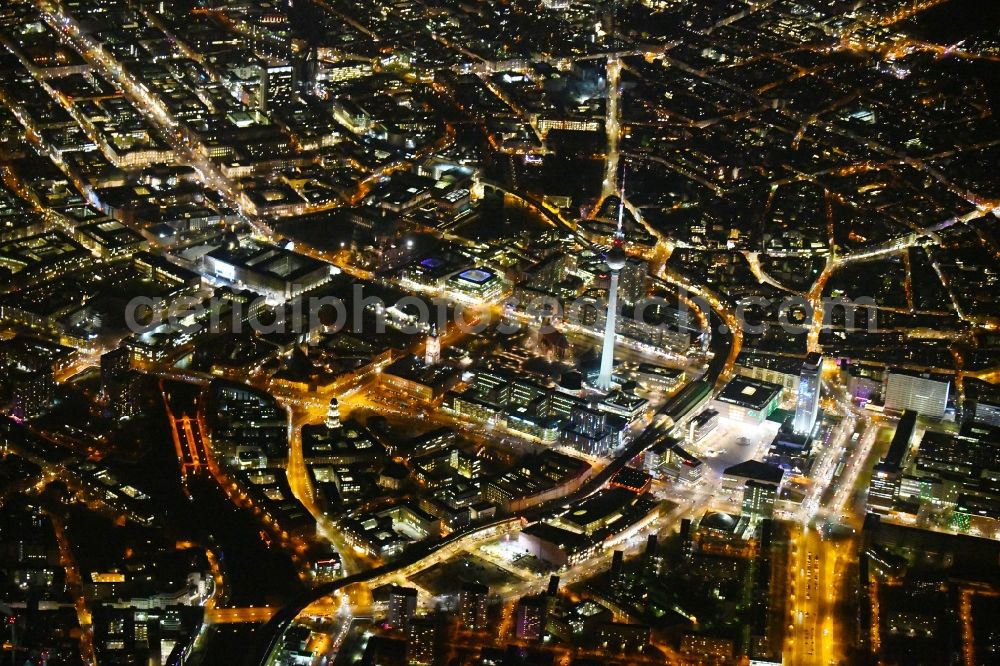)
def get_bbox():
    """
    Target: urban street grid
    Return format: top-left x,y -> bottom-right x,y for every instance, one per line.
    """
0,0 -> 998,665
